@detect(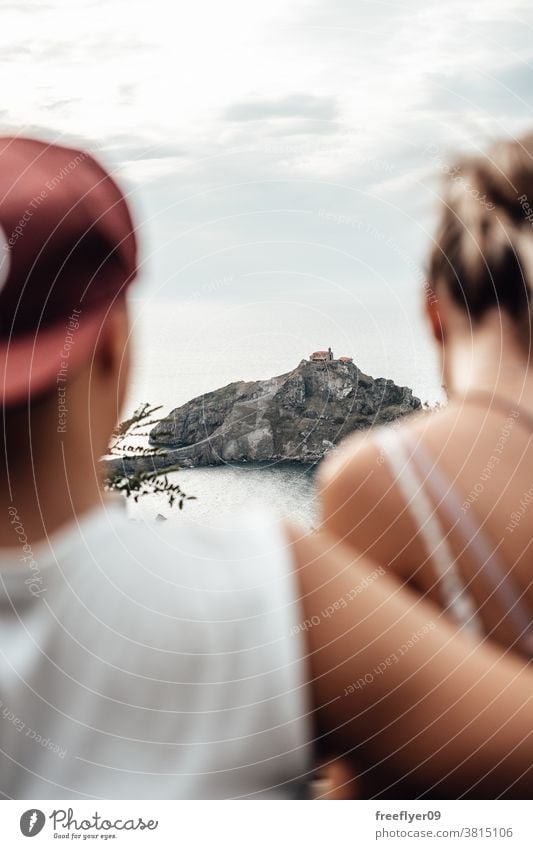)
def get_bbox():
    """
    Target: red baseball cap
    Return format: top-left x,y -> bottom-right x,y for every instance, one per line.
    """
0,136 -> 137,406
